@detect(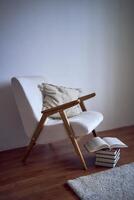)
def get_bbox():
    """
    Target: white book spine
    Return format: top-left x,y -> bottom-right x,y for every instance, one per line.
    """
95,162 -> 116,167
96,155 -> 120,164
95,156 -> 120,167
96,152 -> 120,160
96,149 -> 120,155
